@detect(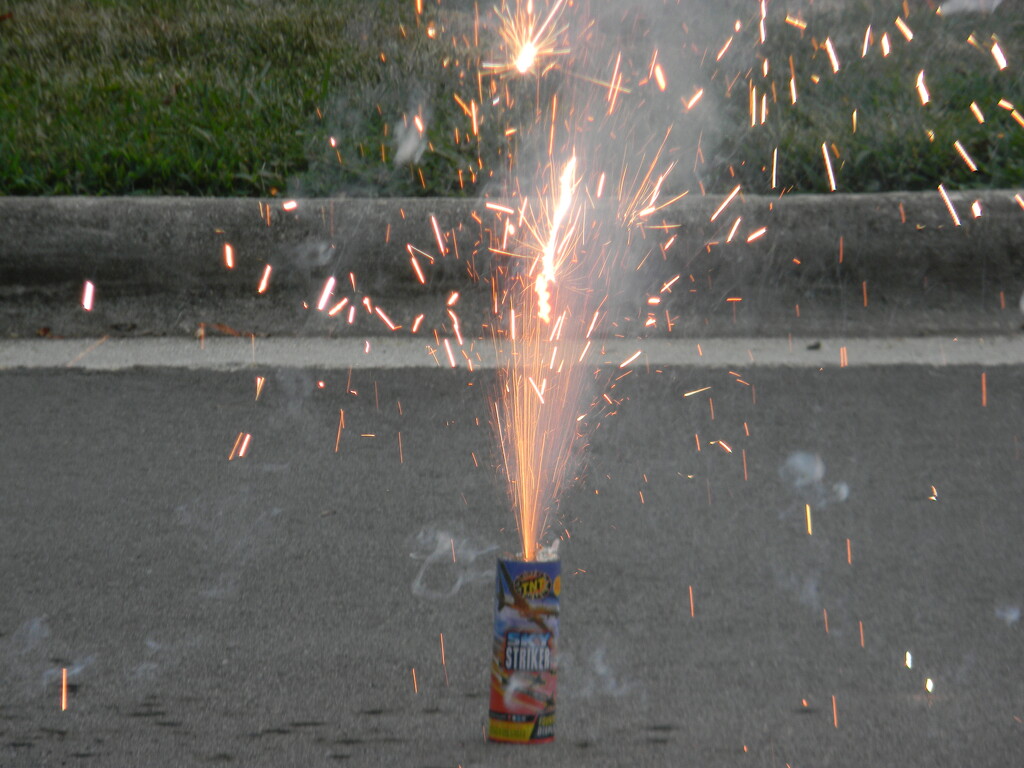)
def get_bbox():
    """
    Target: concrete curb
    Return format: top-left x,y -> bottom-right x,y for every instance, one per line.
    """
1,191 -> 1022,303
